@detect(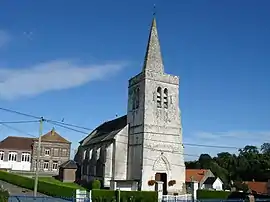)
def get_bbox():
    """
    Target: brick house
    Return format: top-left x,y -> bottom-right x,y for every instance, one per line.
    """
0,128 -> 71,172
31,128 -> 71,172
